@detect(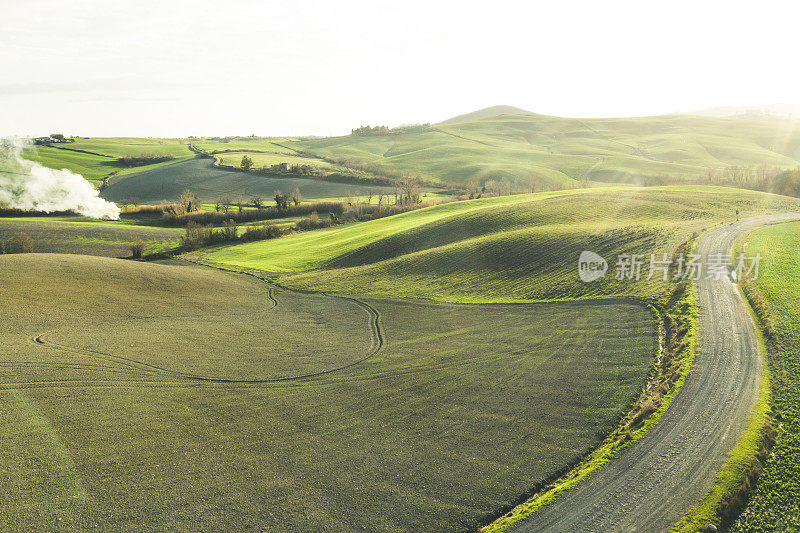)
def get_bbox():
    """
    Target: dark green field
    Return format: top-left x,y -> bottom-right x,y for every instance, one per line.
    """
0,254 -> 655,531
100,158 -> 397,204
